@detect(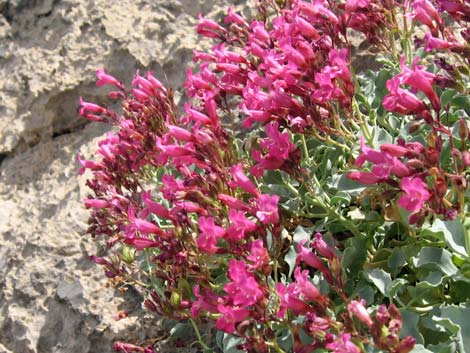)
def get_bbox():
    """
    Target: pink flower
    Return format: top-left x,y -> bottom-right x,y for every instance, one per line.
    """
125,237 -> 160,250
229,163 -> 260,196
396,57 -> 440,111
79,97 -> 105,115
224,260 -> 263,306
141,191 -> 171,220
292,267 -> 321,302
398,177 -> 430,213
347,171 -> 380,185
275,282 -> 311,318
125,207 -> 164,239
251,122 -> 297,176
215,304 -> 250,334
410,0 -> 442,32
191,285 -> 218,318
255,194 -> 280,224
197,14 -> 227,39
96,68 -> 124,90
348,299 -> 373,327
298,0 -> 339,24
297,240 -> 333,283
227,210 -> 257,241
217,194 -> 251,211
247,239 -> 269,270
326,333 -> 361,353
197,216 -> 226,254
83,198 -> 110,209
312,233 -> 335,260
352,138 -> 411,180
345,0 -> 371,11
424,32 -> 452,51
383,77 -> 428,115
225,7 -> 248,27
